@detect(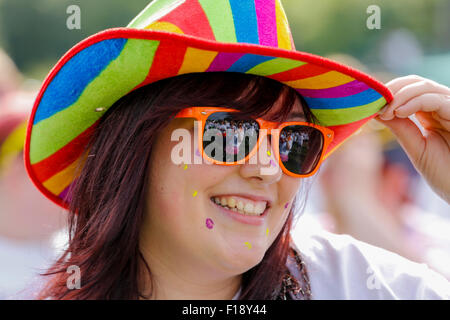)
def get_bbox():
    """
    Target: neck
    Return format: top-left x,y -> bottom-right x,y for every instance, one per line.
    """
139,241 -> 241,300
